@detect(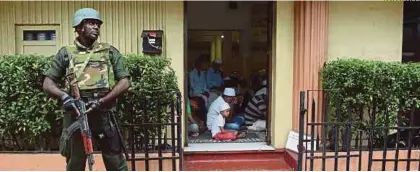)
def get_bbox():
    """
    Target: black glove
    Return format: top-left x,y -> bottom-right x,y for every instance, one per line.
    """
61,94 -> 76,112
